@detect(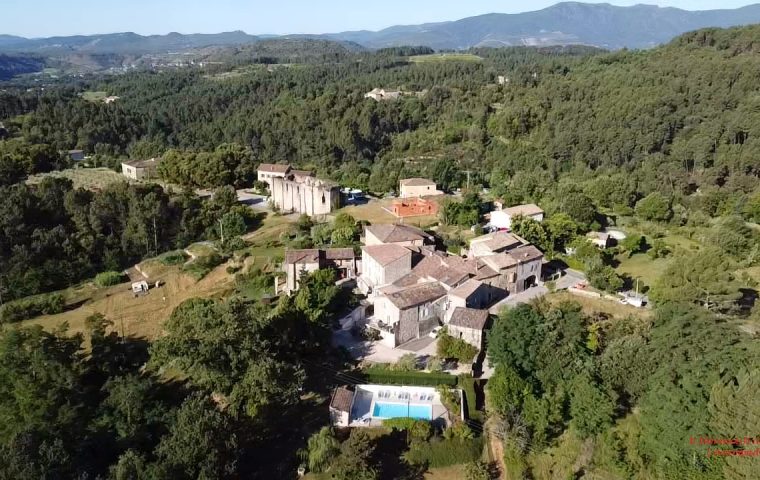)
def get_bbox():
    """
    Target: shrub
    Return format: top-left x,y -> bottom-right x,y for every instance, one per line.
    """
382,418 -> 432,443
0,294 -> 65,323
94,271 -> 125,287
437,329 -> 478,363
361,368 -> 457,386
464,461 -> 492,480
426,356 -> 443,373
394,353 -> 418,371
159,250 -> 188,266
404,437 -> 483,468
182,253 -> 226,280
